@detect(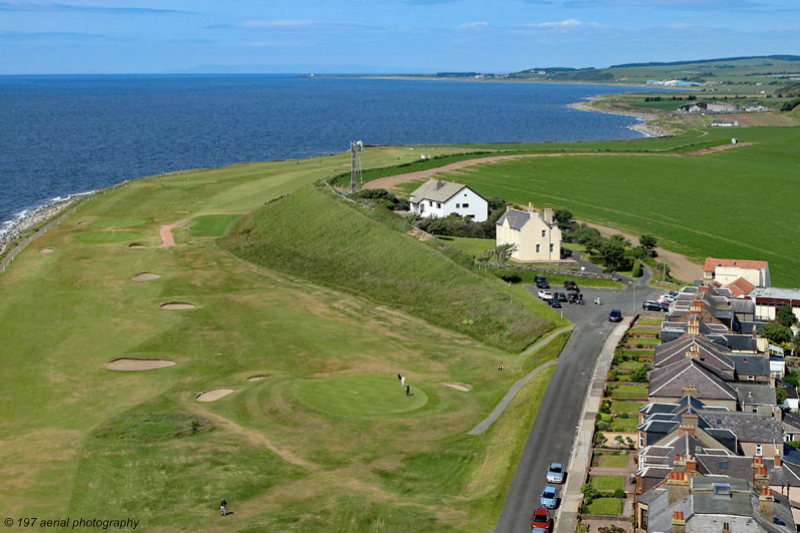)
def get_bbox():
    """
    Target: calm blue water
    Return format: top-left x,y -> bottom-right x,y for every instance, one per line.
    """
0,75 -> 649,232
